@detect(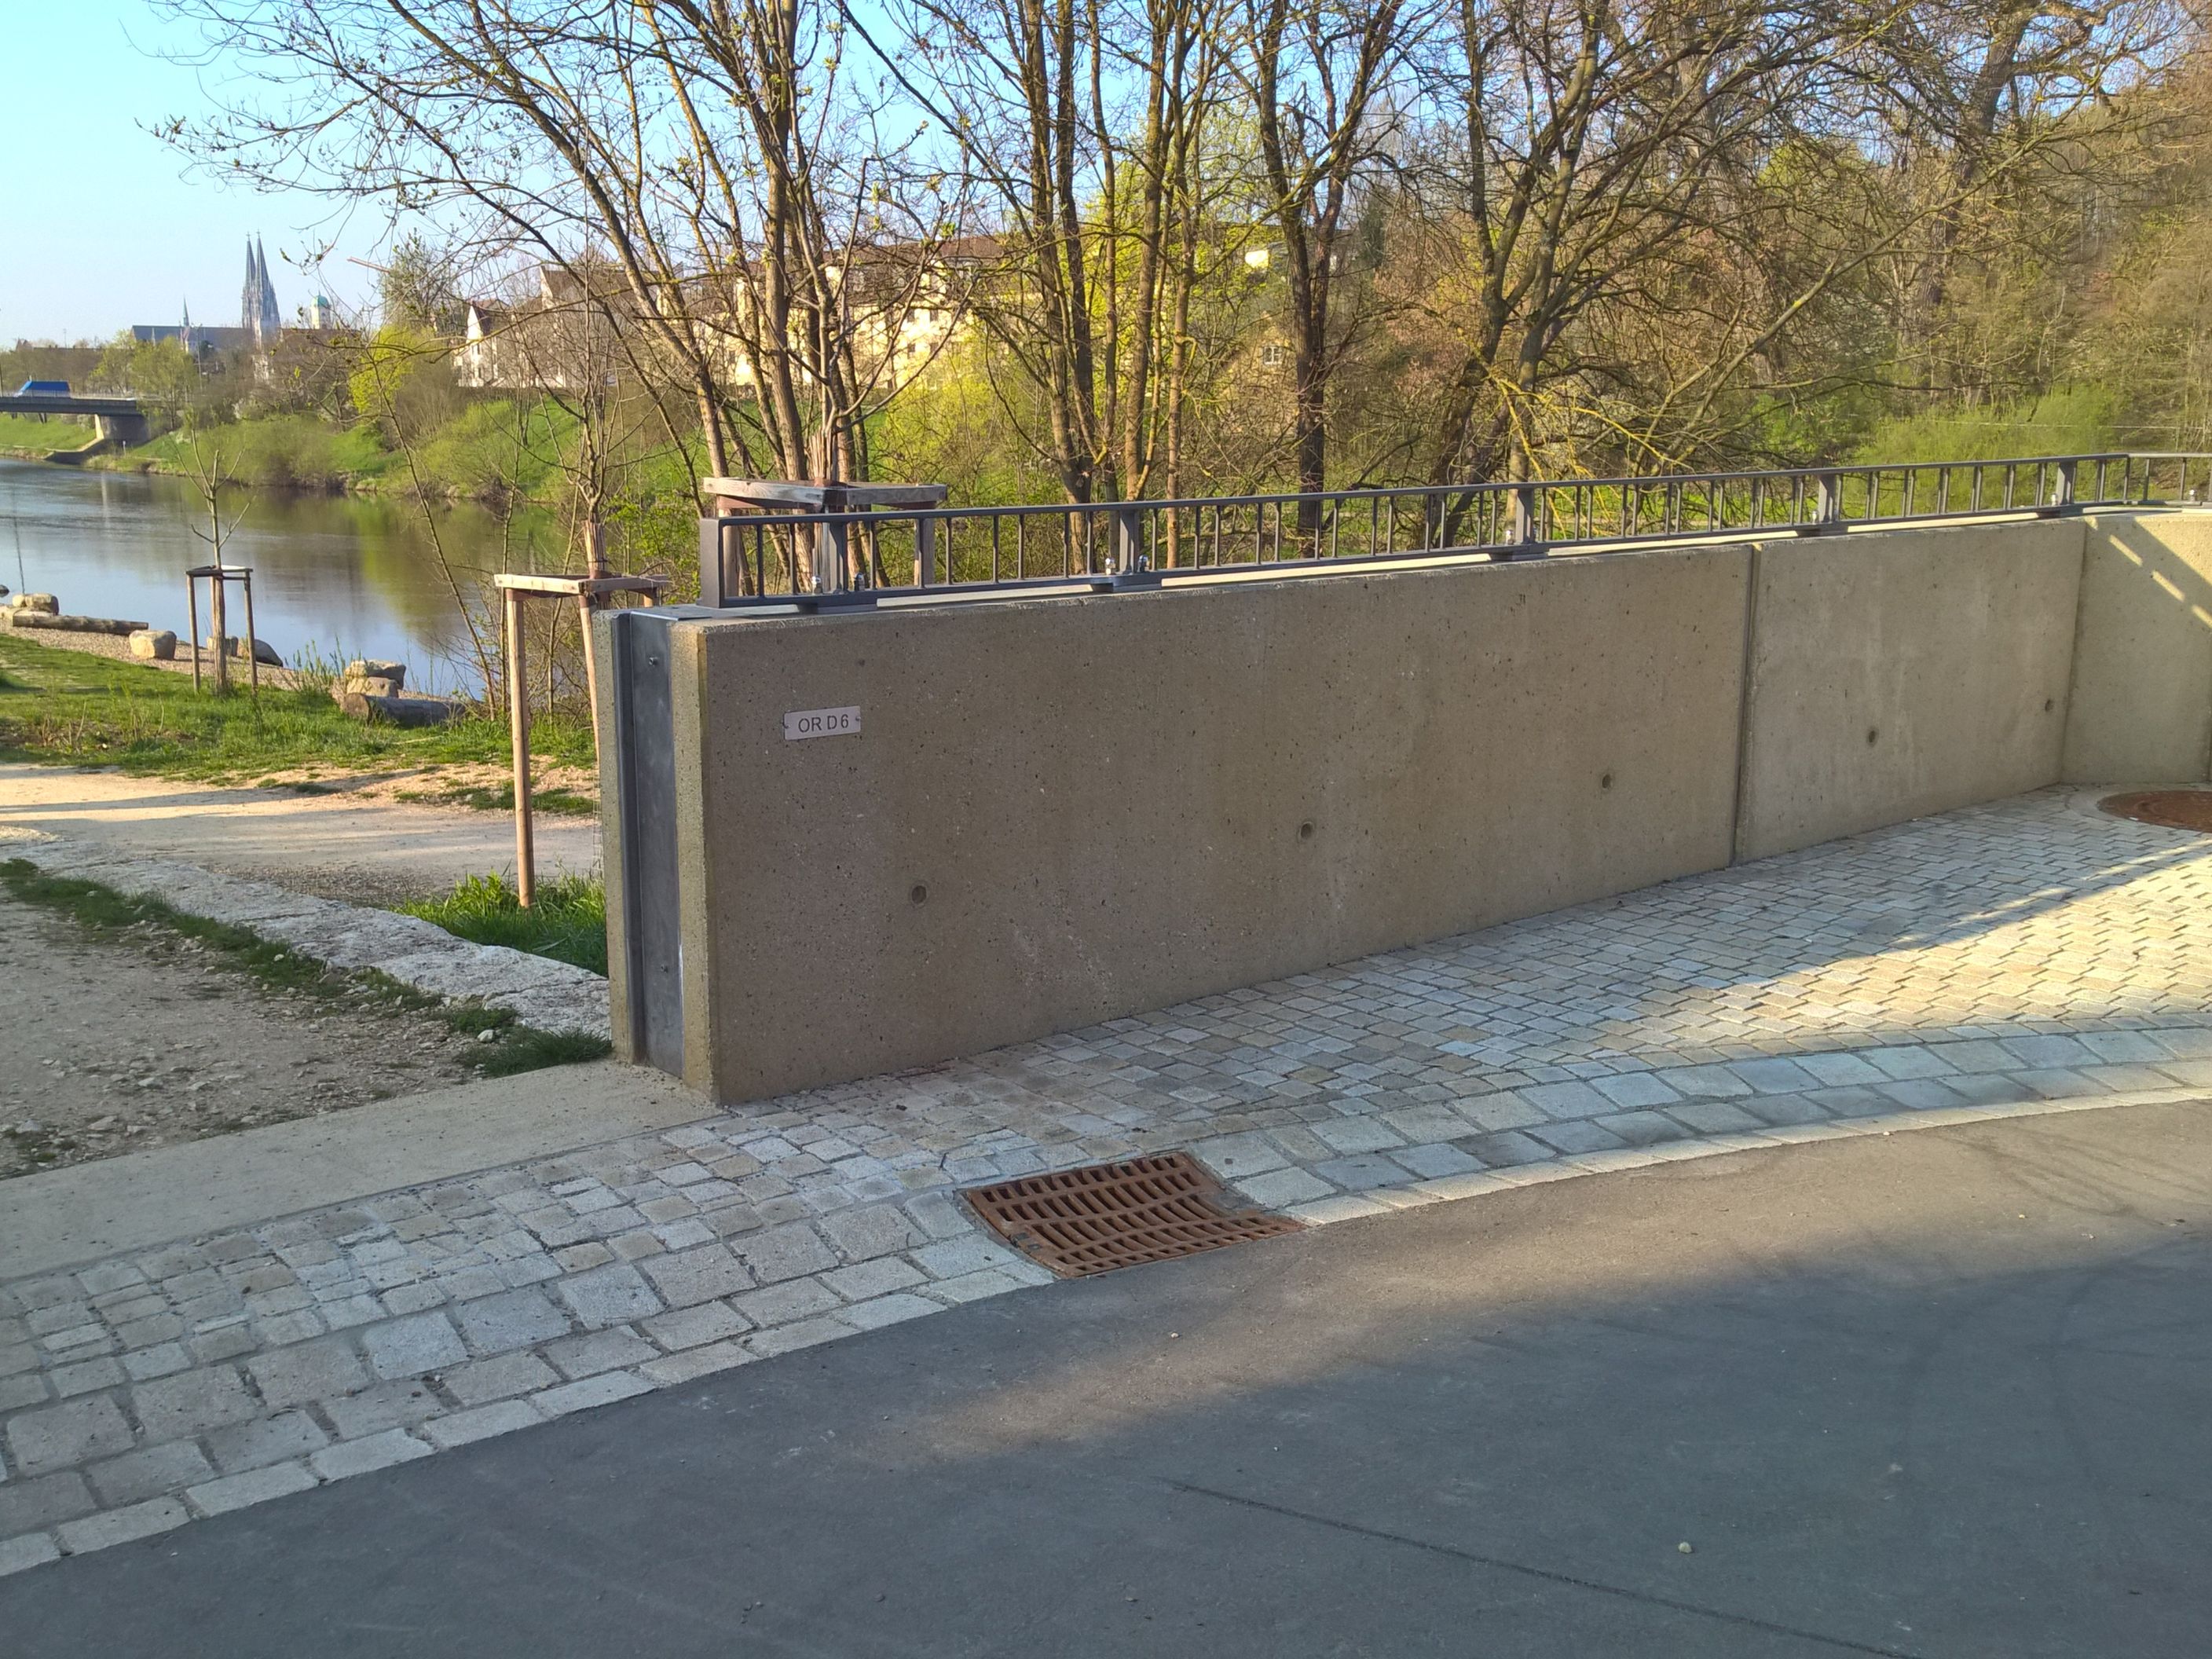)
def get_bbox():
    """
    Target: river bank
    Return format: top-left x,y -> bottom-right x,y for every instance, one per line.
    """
0,632 -> 597,811
0,457 -> 560,687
